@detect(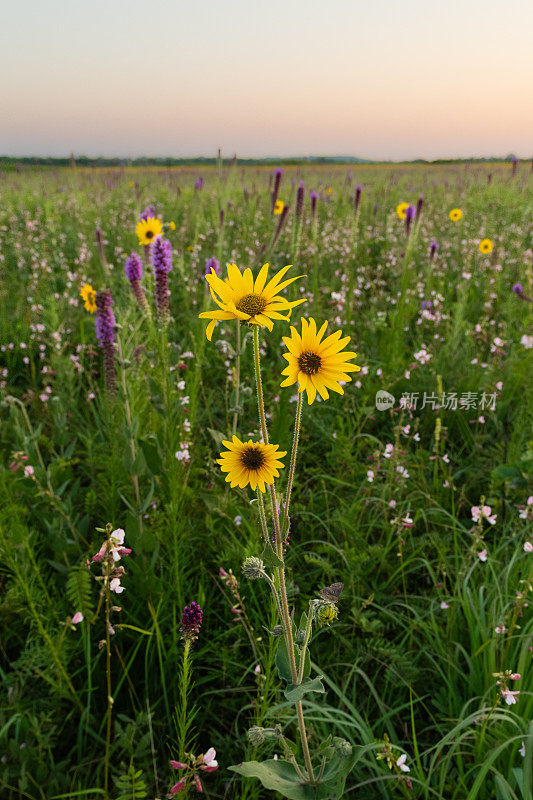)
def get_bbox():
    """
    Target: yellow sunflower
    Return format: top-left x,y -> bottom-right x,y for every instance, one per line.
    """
135,216 -> 163,245
199,263 -> 306,341
168,221 -> 176,231
449,208 -> 463,222
396,202 -> 409,220
274,200 -> 284,215
80,283 -> 97,314
280,317 -> 361,404
218,436 -> 286,492
479,238 -> 493,254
